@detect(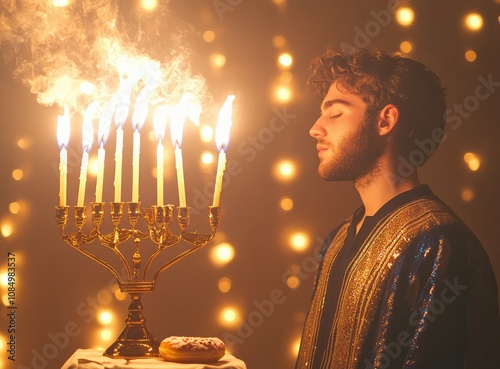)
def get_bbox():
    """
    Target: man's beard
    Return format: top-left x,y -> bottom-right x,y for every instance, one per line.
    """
317,114 -> 384,182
